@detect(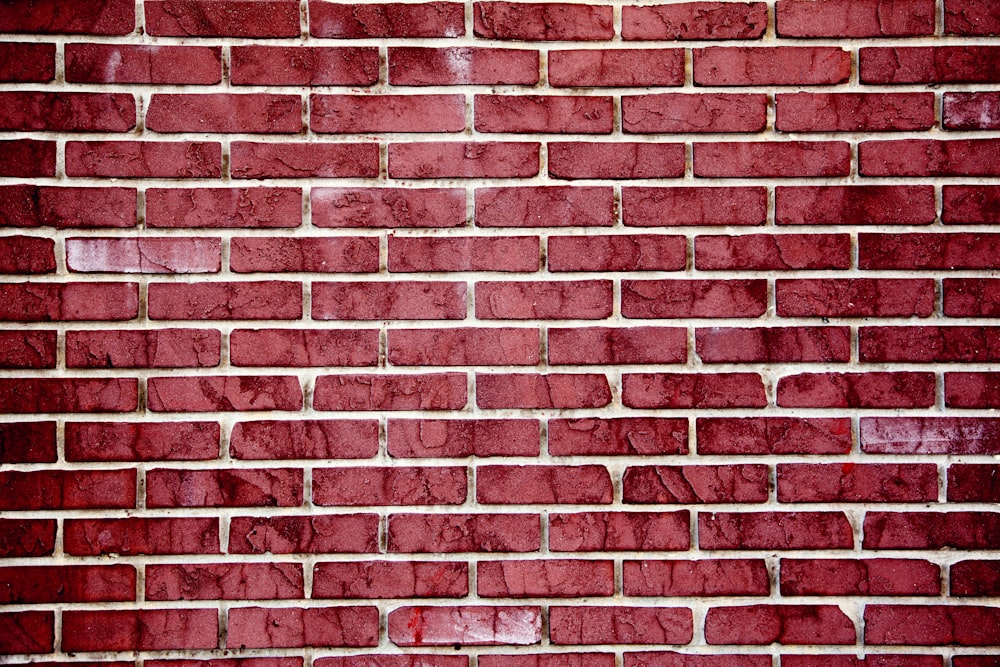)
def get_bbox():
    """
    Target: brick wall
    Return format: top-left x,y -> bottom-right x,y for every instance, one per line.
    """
1,0 -> 999,664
